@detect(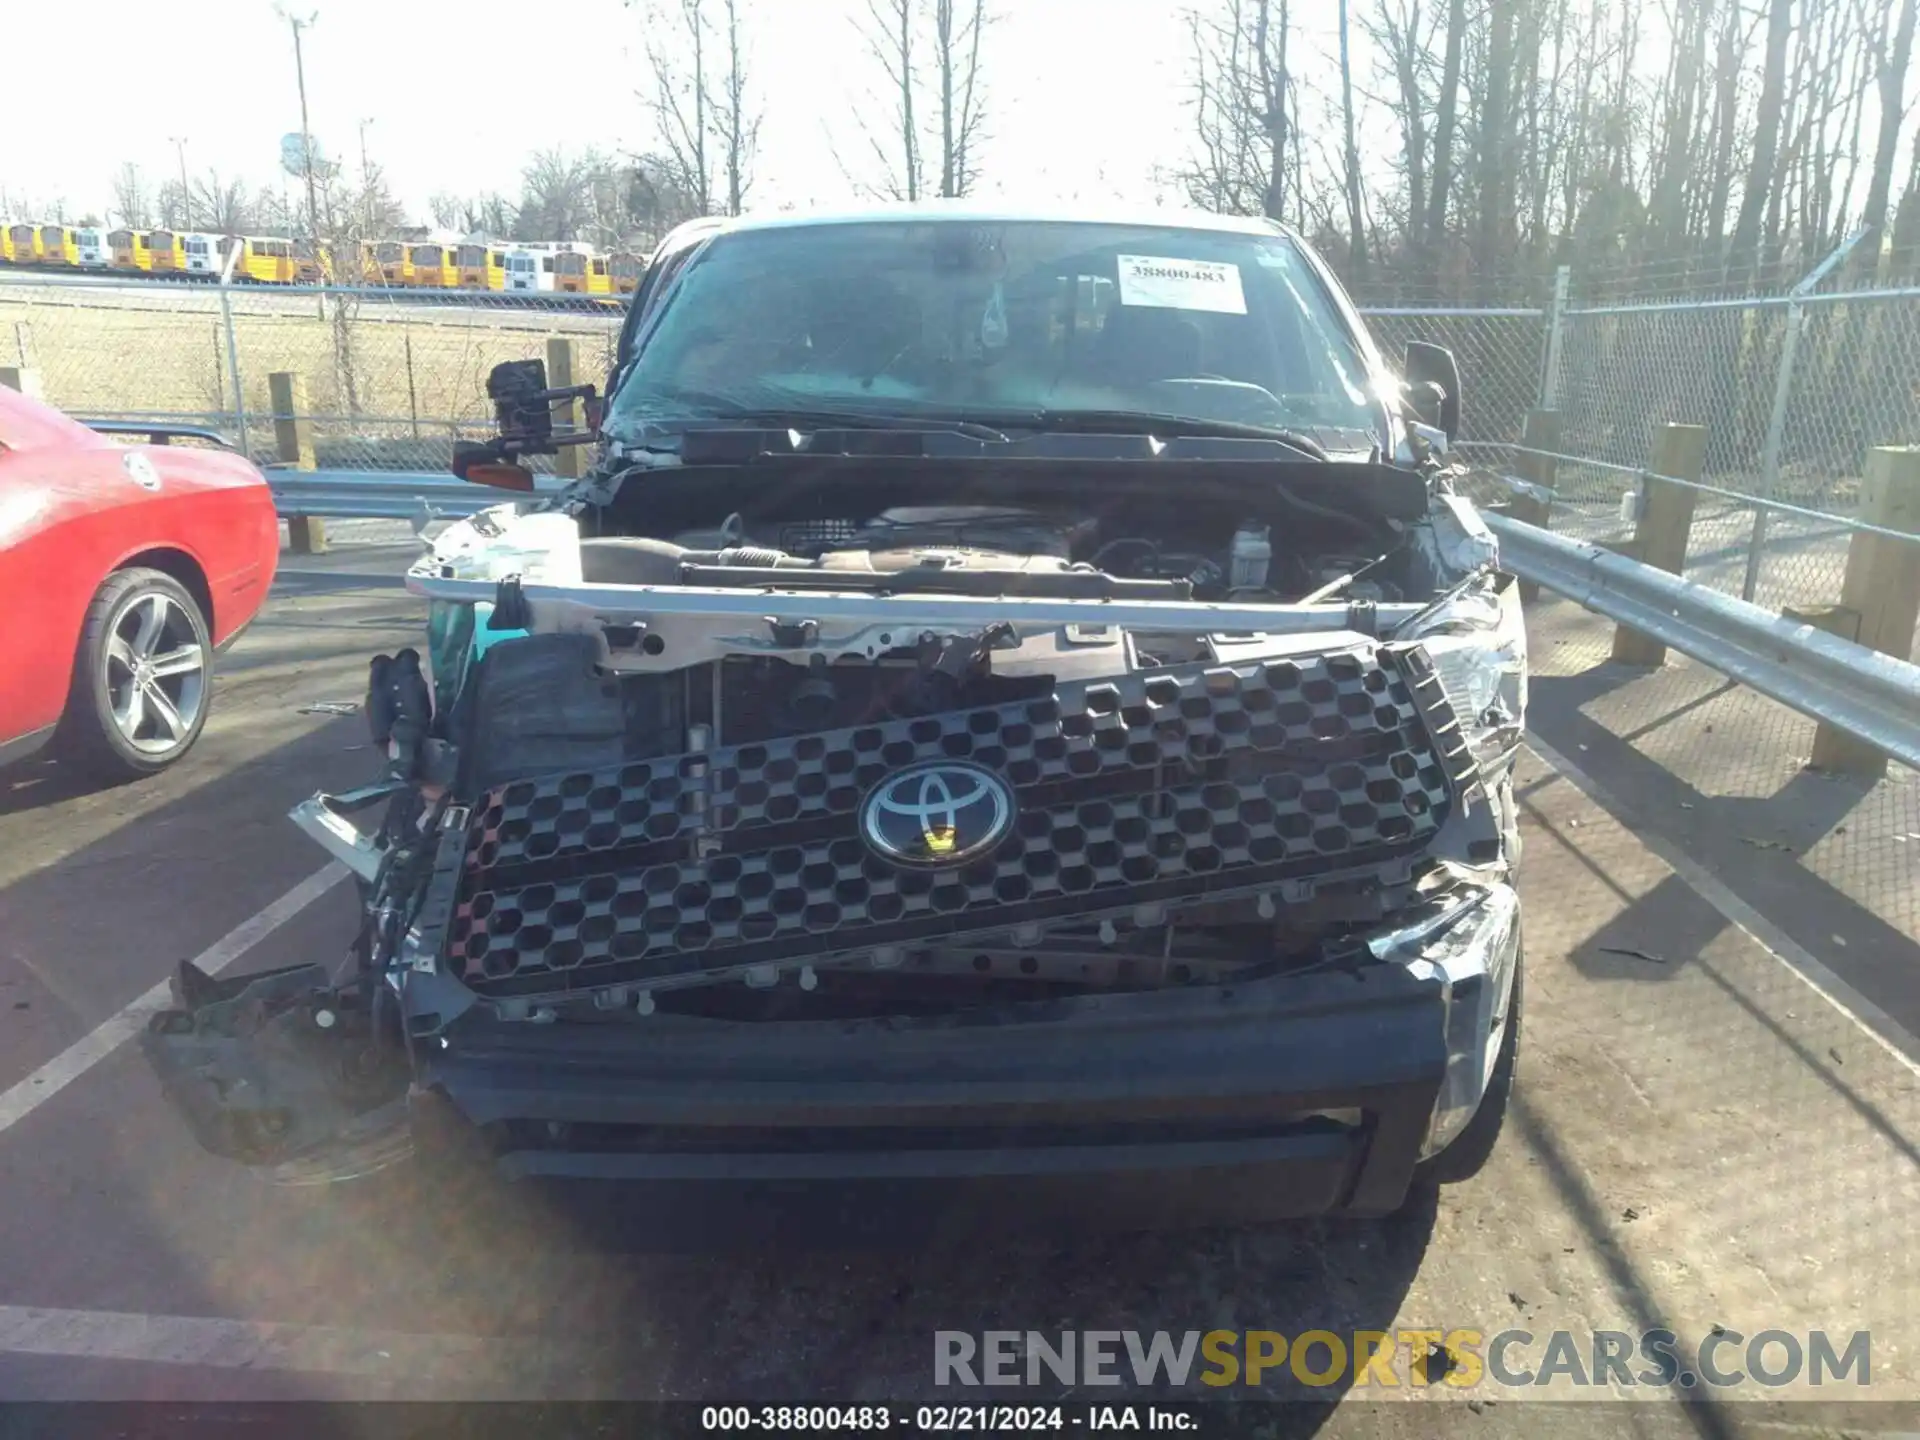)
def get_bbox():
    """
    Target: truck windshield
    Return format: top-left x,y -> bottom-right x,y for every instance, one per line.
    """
606,220 -> 1385,442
